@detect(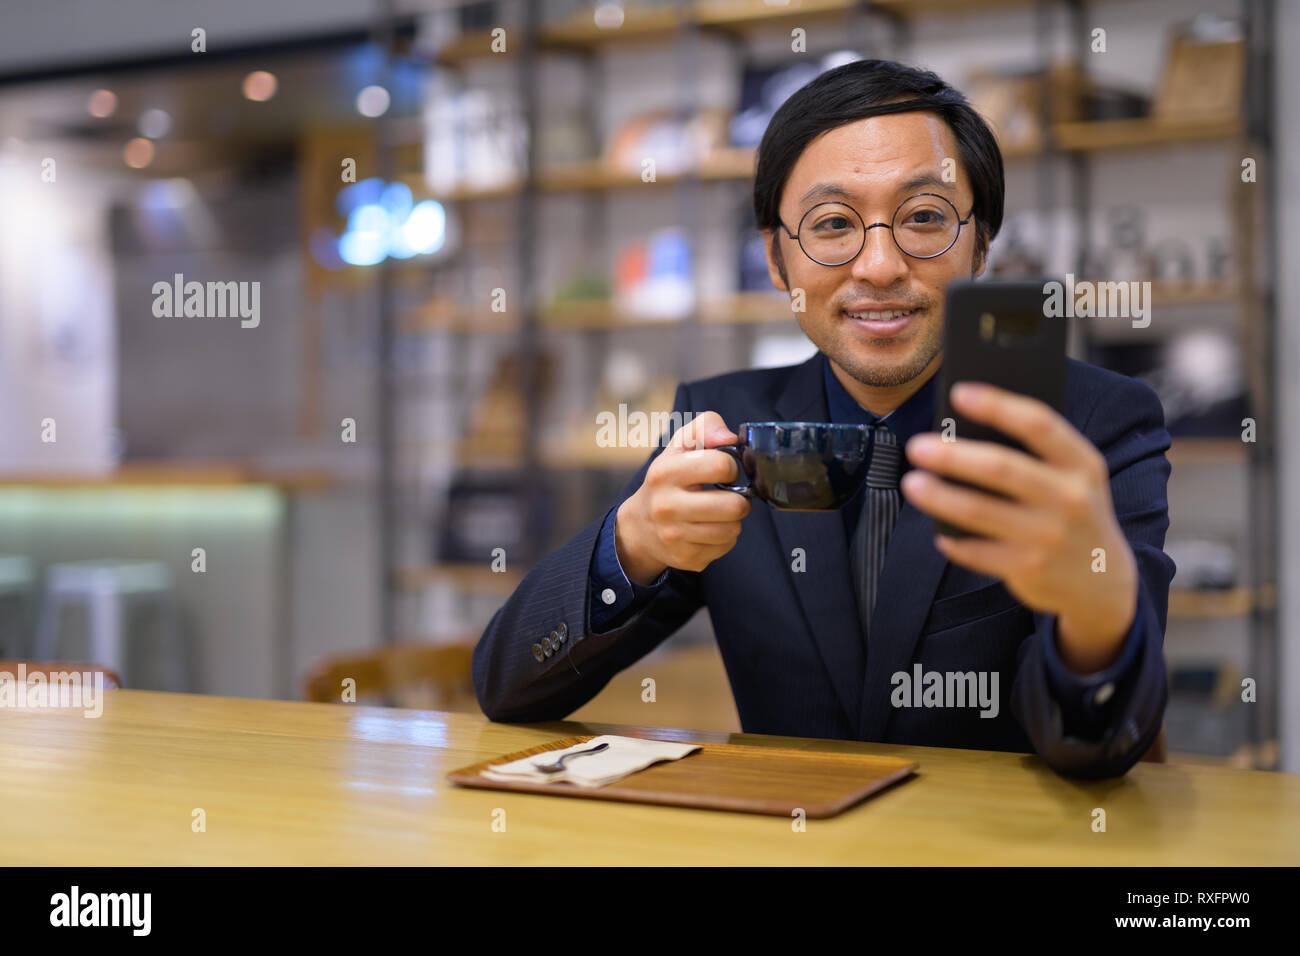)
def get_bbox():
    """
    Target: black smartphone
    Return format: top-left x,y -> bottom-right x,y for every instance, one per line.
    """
930,279 -> 1068,538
